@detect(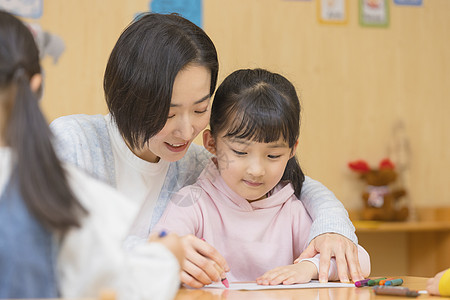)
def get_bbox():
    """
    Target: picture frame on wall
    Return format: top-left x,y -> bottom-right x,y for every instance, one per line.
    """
0,0 -> 43,19
317,0 -> 348,25
150,0 -> 203,28
394,0 -> 422,6
359,0 -> 389,28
